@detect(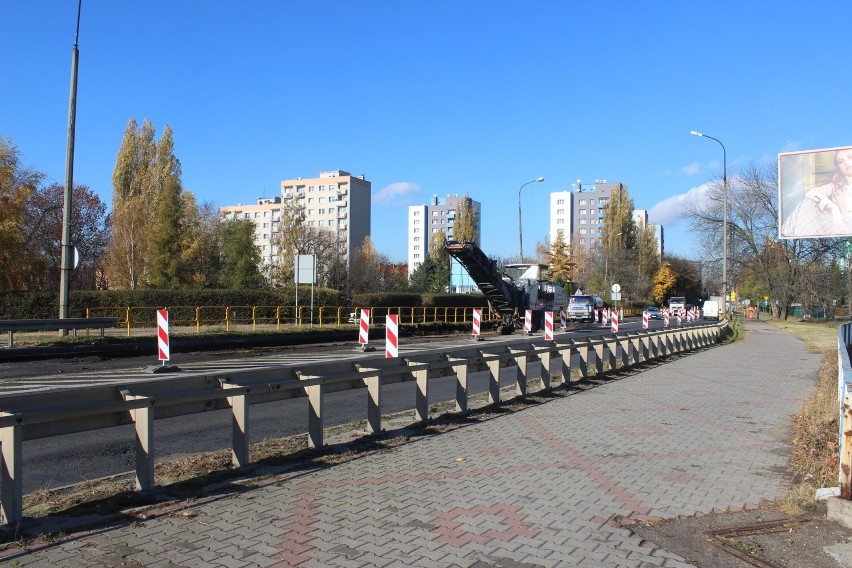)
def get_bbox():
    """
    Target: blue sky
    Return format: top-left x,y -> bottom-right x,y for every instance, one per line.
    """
3,1 -> 851,263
